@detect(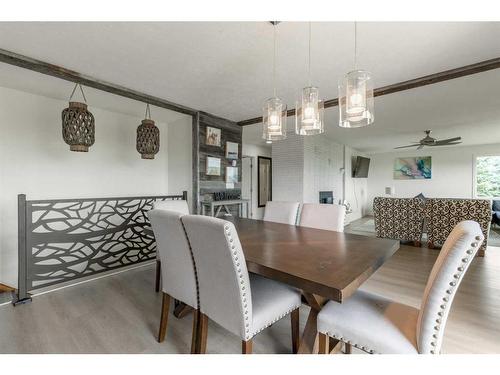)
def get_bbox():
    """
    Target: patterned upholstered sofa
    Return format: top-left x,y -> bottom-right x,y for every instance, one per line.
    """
374,197 -> 491,256
373,197 -> 426,246
424,198 -> 491,256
